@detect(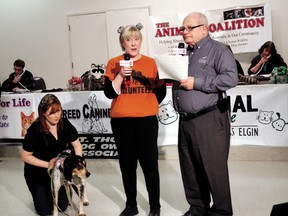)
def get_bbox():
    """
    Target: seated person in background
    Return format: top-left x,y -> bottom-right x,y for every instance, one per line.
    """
225,44 -> 245,76
2,59 -> 34,92
225,43 -> 259,85
248,41 -> 287,76
224,44 -> 259,85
